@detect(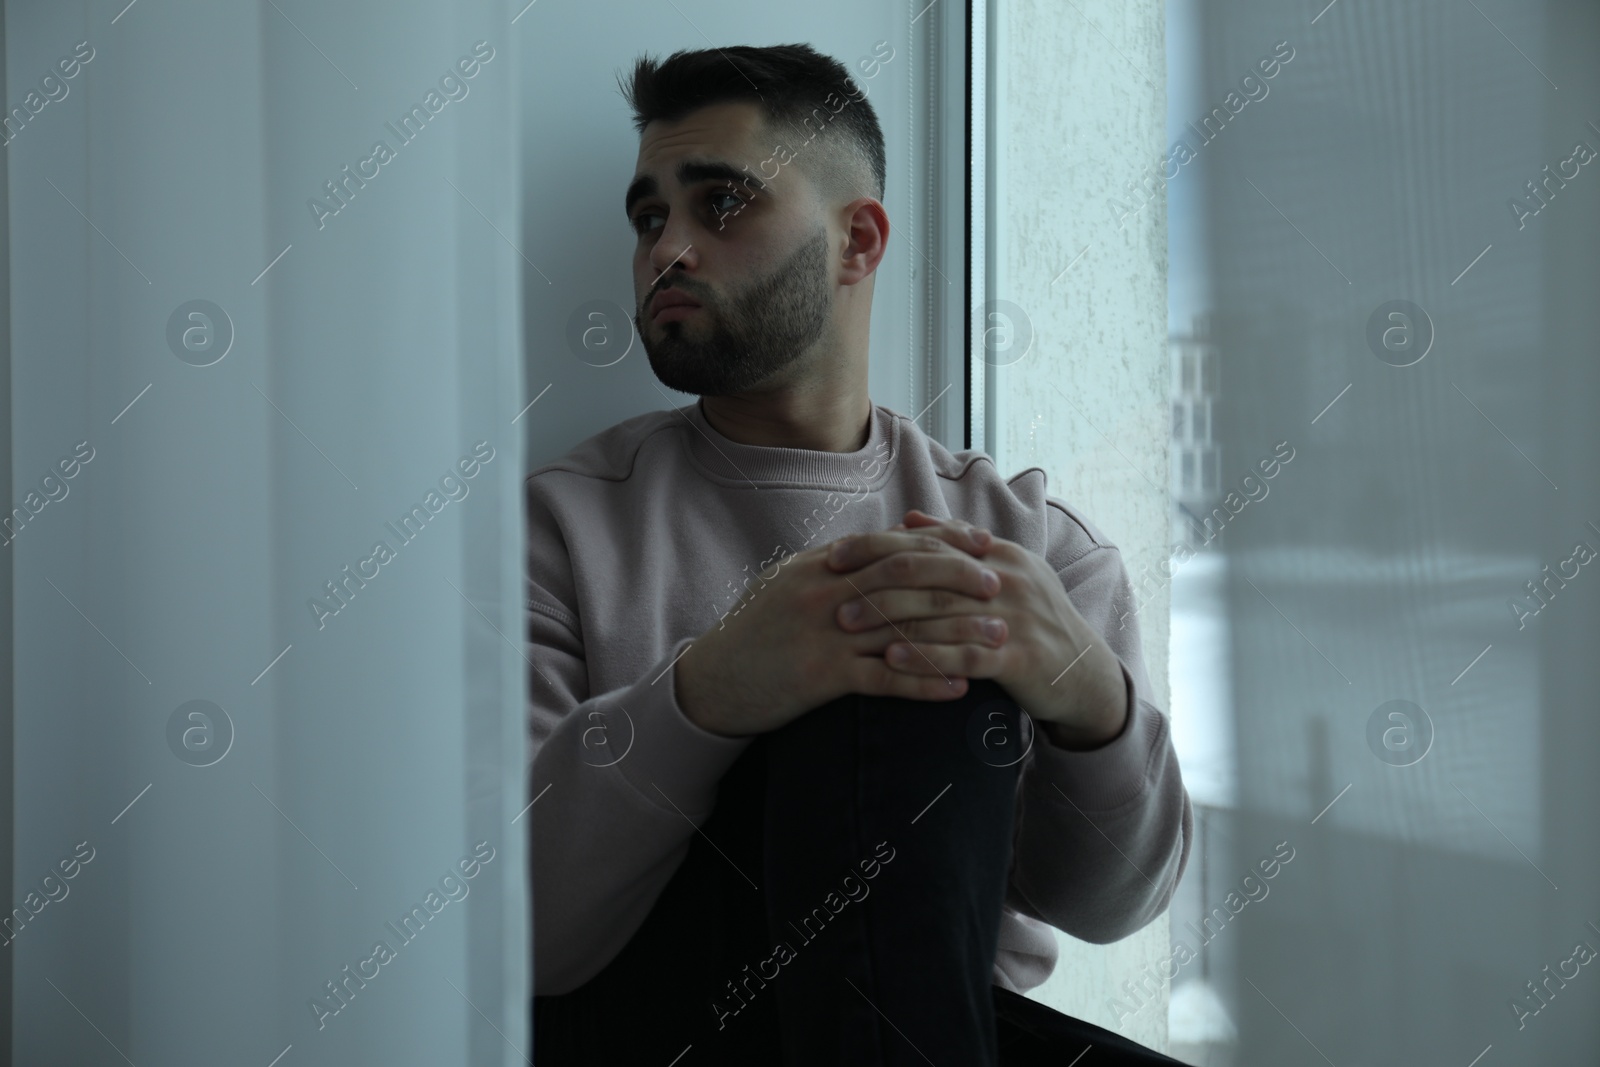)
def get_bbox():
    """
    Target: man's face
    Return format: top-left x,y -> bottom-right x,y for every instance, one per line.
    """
625,101 -> 835,397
